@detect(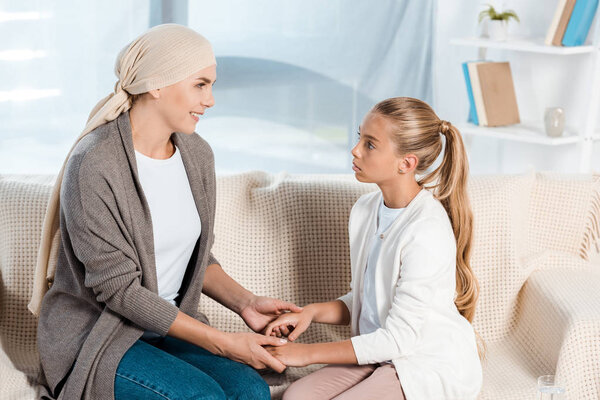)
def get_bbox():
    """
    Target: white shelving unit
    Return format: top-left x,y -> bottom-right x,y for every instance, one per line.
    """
450,36 -> 596,55
450,22 -> 600,173
458,122 -> 580,146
